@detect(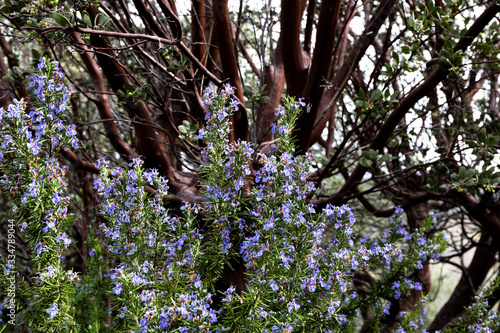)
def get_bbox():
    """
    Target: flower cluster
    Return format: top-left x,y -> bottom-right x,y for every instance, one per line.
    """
196,90 -> 447,331
0,58 -> 80,330
89,154 -> 222,331
393,297 -> 429,333
0,64 -> 454,332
